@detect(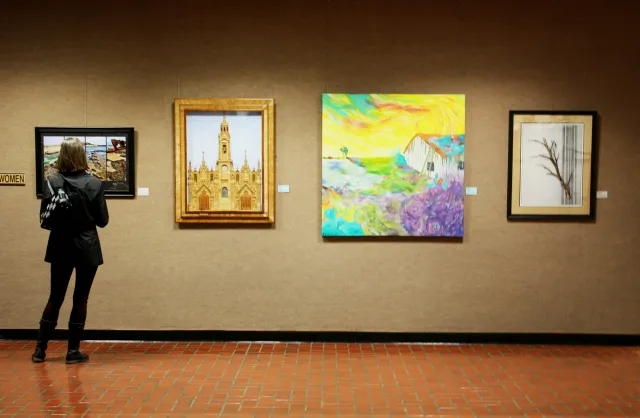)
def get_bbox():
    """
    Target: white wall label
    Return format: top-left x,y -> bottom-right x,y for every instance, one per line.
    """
465,187 -> 478,196
277,184 -> 290,193
137,187 -> 150,196
596,190 -> 608,199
